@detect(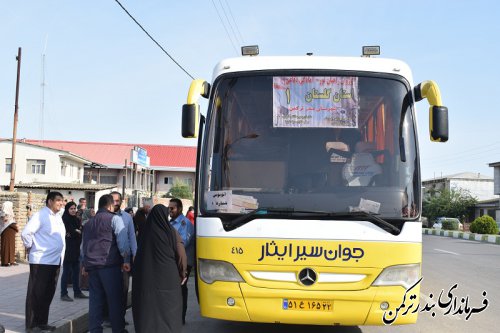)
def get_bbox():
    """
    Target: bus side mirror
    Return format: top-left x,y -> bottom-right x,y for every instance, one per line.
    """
182,103 -> 199,138
430,106 -> 448,142
414,80 -> 449,142
181,79 -> 210,138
